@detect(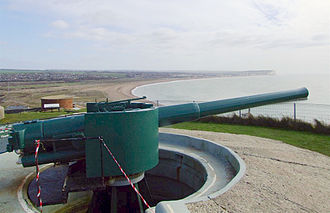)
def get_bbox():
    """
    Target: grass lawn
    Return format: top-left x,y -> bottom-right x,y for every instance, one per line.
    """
171,122 -> 330,157
0,109 -> 86,124
2,113 -> 329,157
